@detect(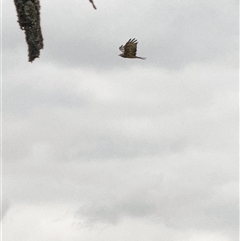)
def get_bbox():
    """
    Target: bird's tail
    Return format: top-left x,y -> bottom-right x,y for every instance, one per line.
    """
136,56 -> 146,60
